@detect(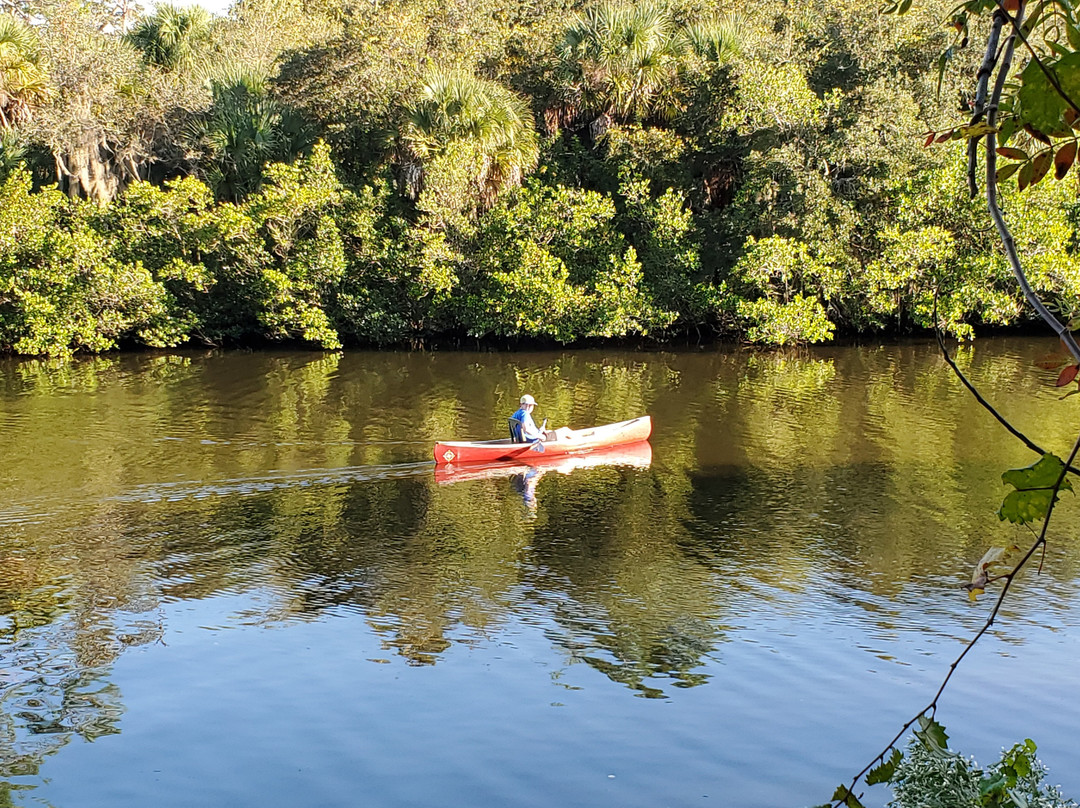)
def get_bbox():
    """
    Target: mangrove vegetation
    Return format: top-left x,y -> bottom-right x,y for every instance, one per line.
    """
2,0 -> 1078,355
